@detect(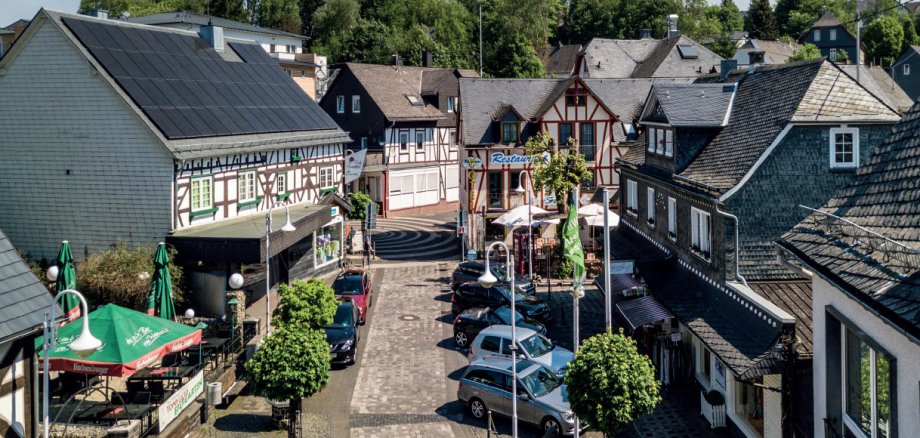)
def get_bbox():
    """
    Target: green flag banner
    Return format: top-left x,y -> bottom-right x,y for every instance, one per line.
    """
563,193 -> 586,291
